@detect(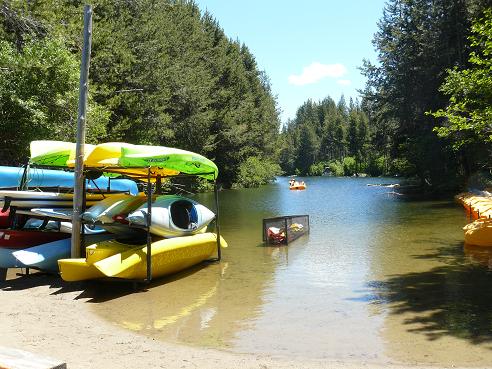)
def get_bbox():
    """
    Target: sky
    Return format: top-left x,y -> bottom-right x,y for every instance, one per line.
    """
194,0 -> 388,124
